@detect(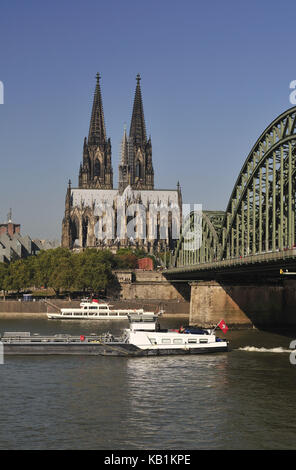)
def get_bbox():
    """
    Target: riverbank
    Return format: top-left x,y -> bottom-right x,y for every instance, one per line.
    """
0,299 -> 190,318
0,312 -> 47,319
